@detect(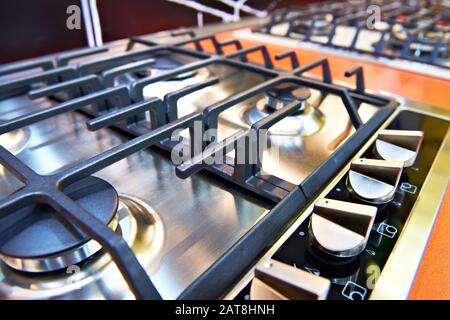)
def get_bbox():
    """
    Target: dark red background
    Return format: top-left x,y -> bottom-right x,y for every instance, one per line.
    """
0,0 -> 323,64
